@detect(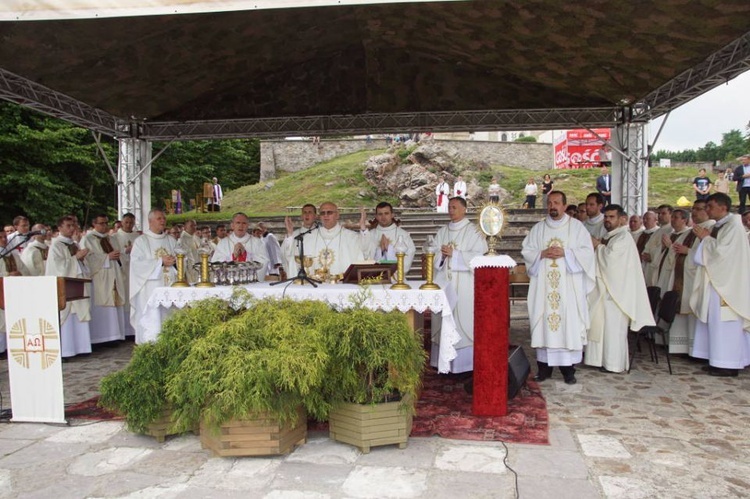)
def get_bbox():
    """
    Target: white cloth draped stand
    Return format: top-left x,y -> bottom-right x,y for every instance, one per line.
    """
144,281 -> 462,373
